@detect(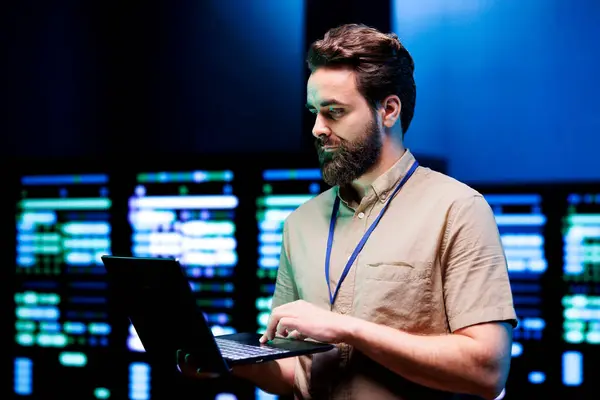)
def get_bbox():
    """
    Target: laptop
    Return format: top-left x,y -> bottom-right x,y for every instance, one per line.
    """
101,255 -> 334,374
